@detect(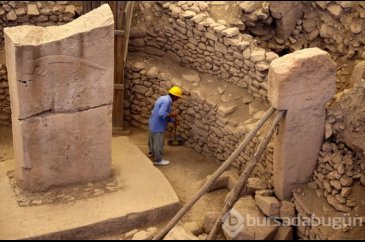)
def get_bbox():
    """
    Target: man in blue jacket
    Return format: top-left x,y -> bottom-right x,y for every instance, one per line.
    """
148,86 -> 183,166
